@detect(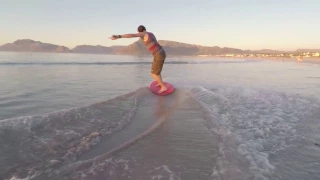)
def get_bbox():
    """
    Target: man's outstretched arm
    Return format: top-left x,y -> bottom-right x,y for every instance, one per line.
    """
109,33 -> 144,40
